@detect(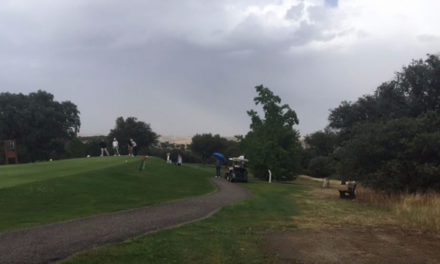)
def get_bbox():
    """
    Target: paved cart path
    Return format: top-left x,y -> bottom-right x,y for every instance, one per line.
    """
0,178 -> 251,264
